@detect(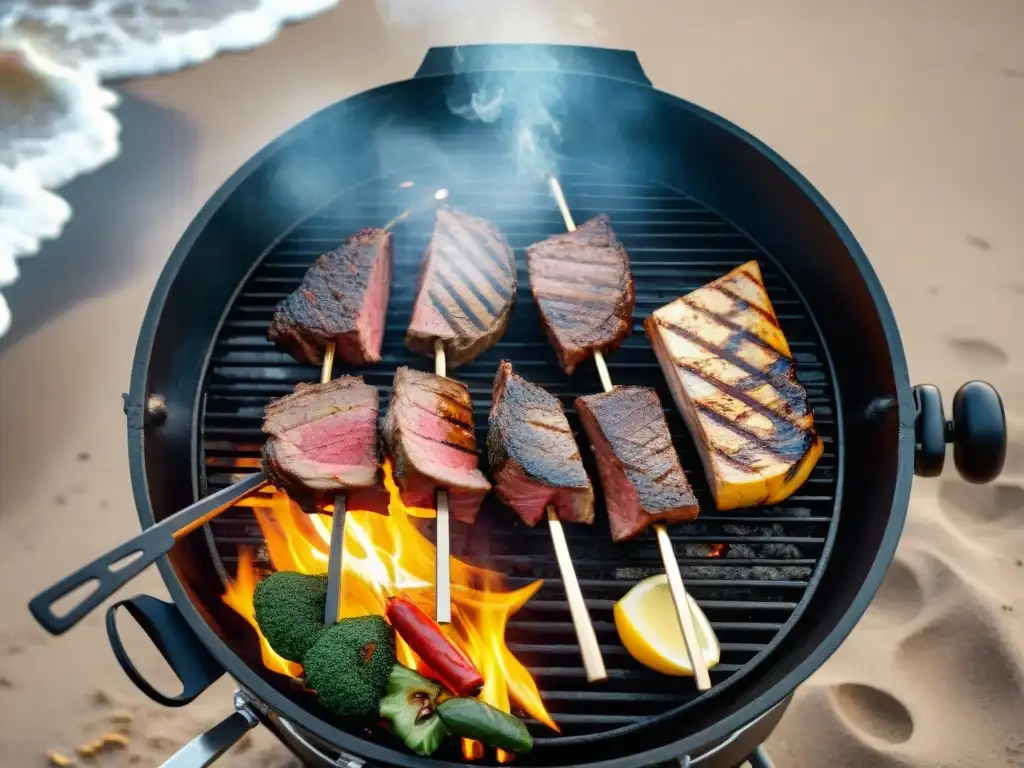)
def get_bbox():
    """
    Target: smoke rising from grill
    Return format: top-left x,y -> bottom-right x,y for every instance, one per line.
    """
373,0 -> 605,178
445,47 -> 565,178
